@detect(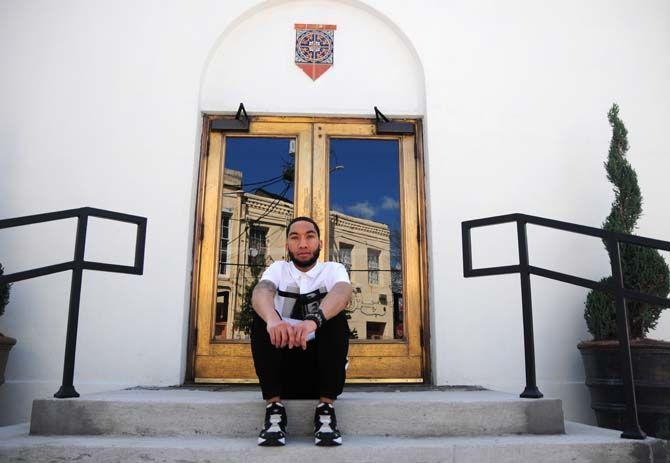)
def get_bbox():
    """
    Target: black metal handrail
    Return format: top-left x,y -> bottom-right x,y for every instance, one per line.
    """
0,207 -> 147,398
462,213 -> 670,440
